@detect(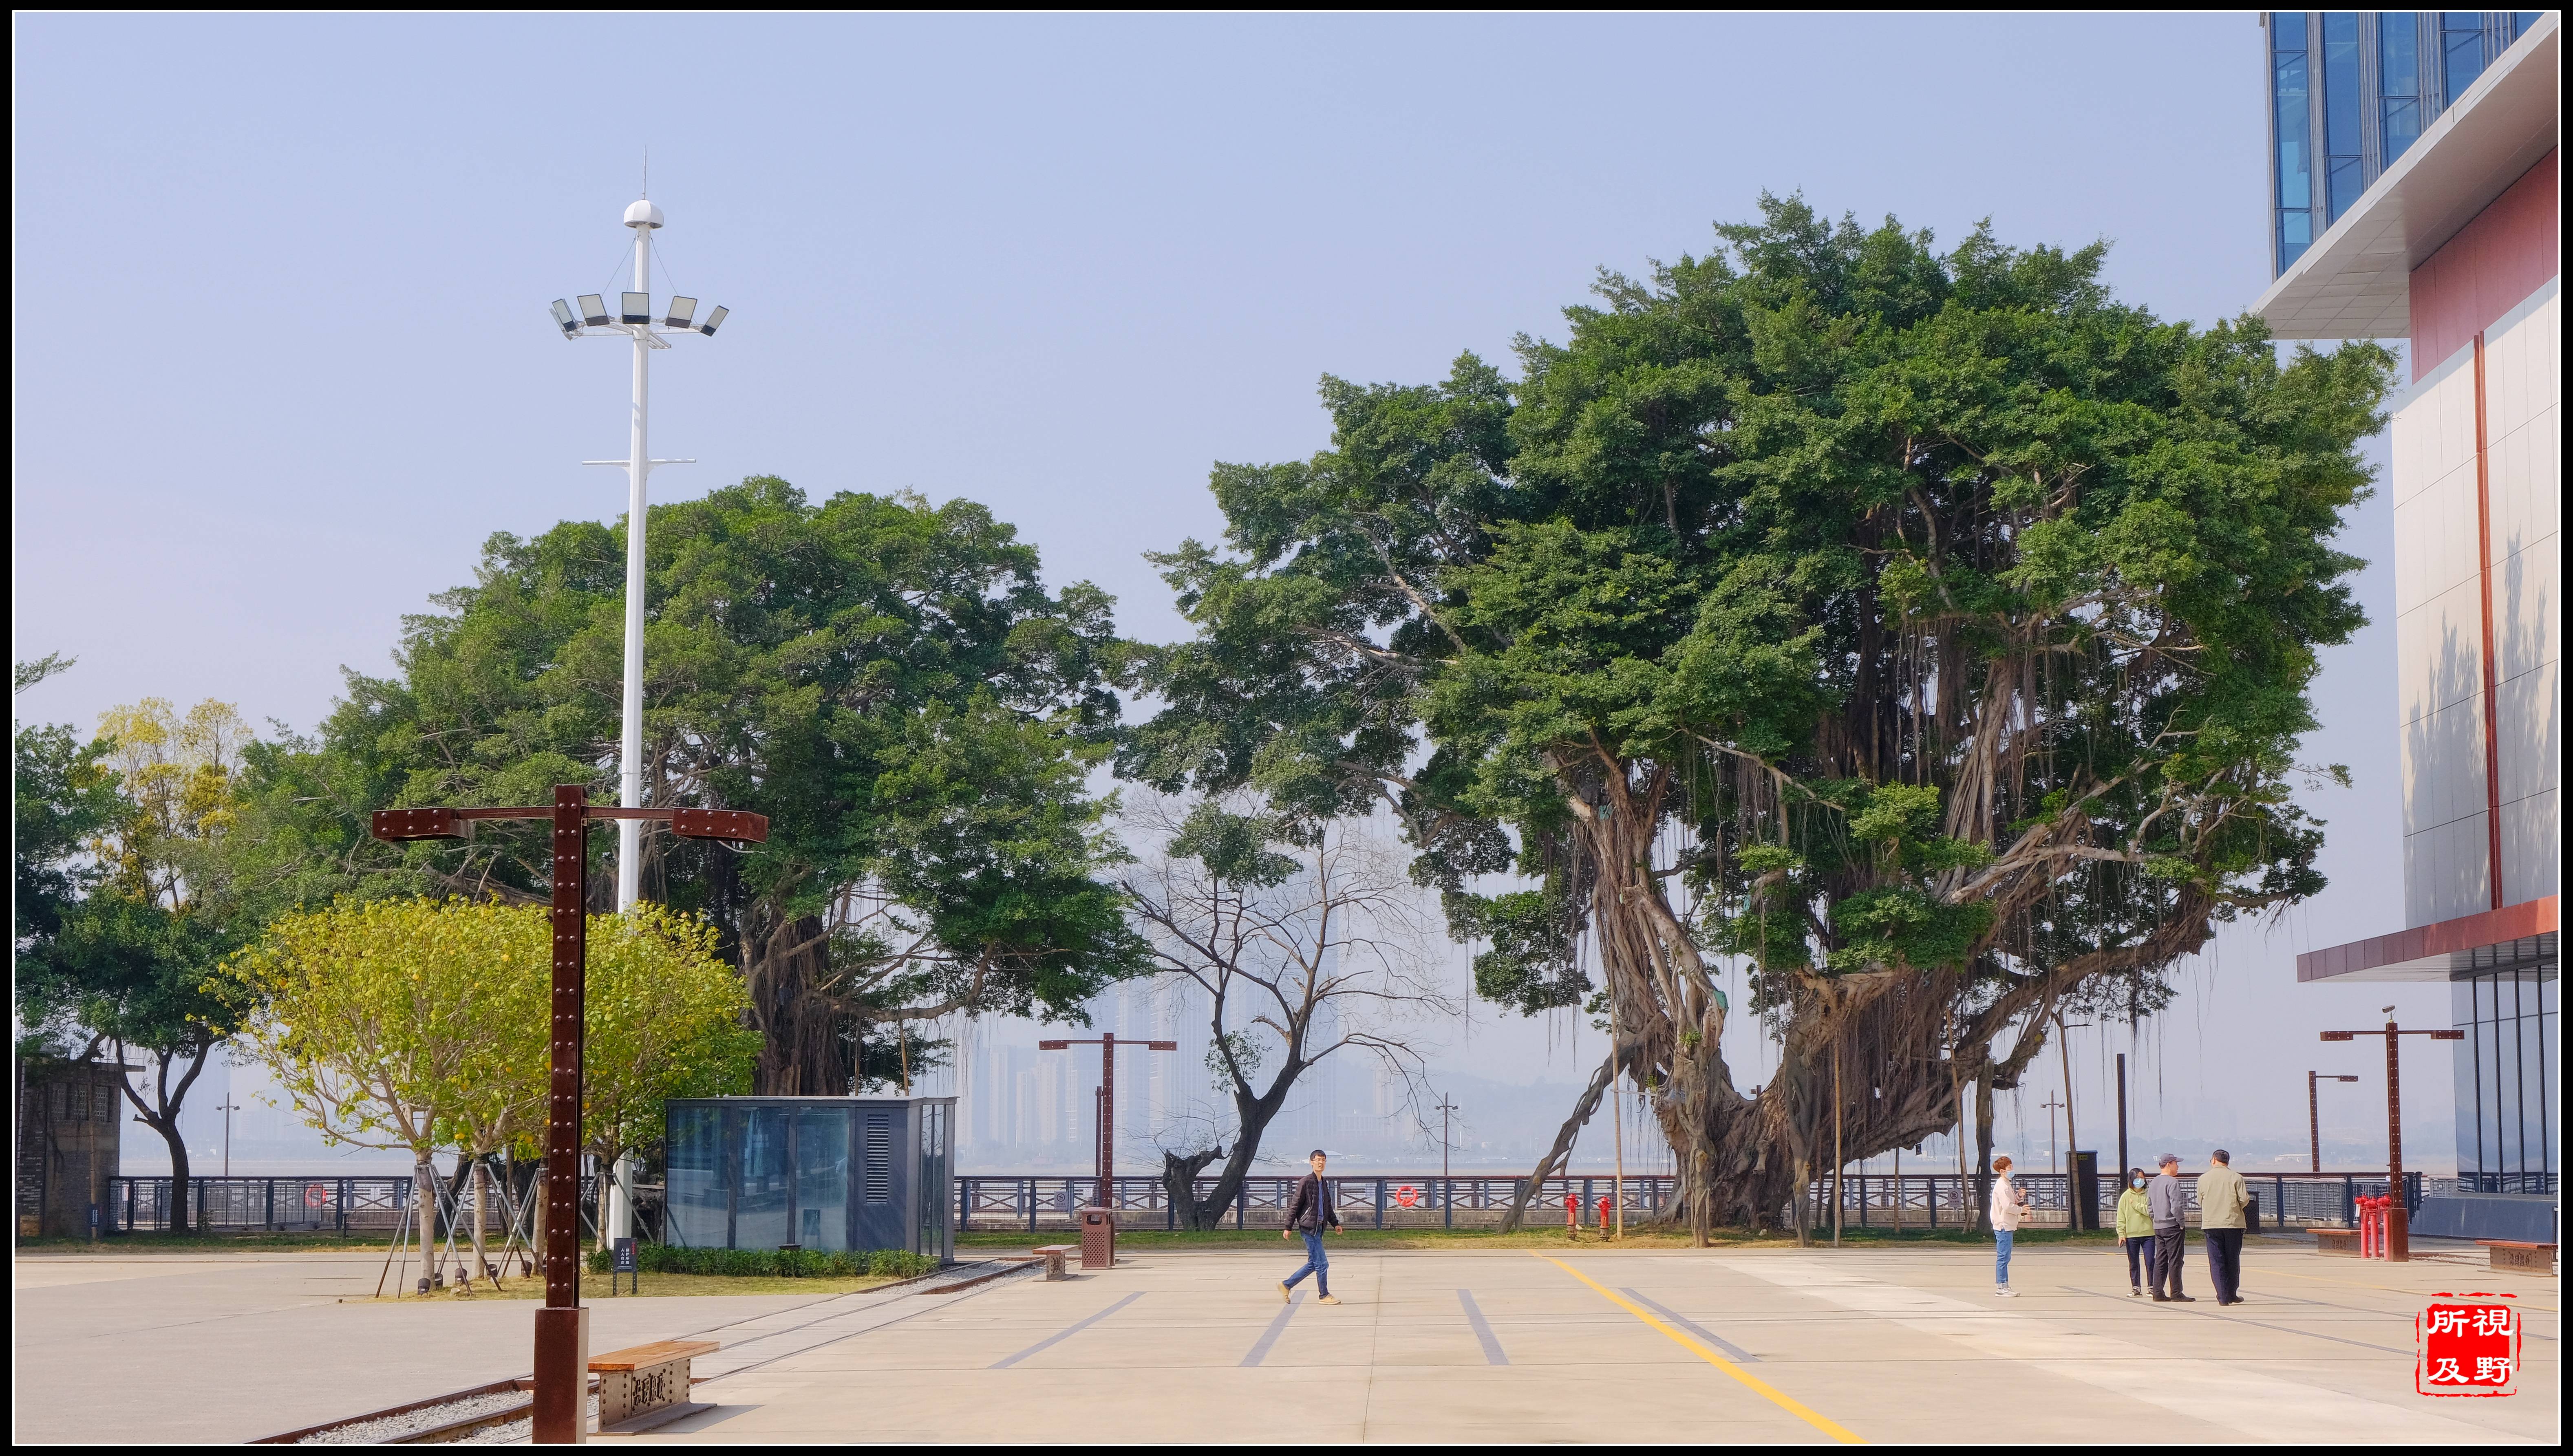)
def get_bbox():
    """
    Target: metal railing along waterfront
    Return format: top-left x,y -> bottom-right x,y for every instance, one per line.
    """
956,1169 -> 2428,1232
101,1174 -> 607,1235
